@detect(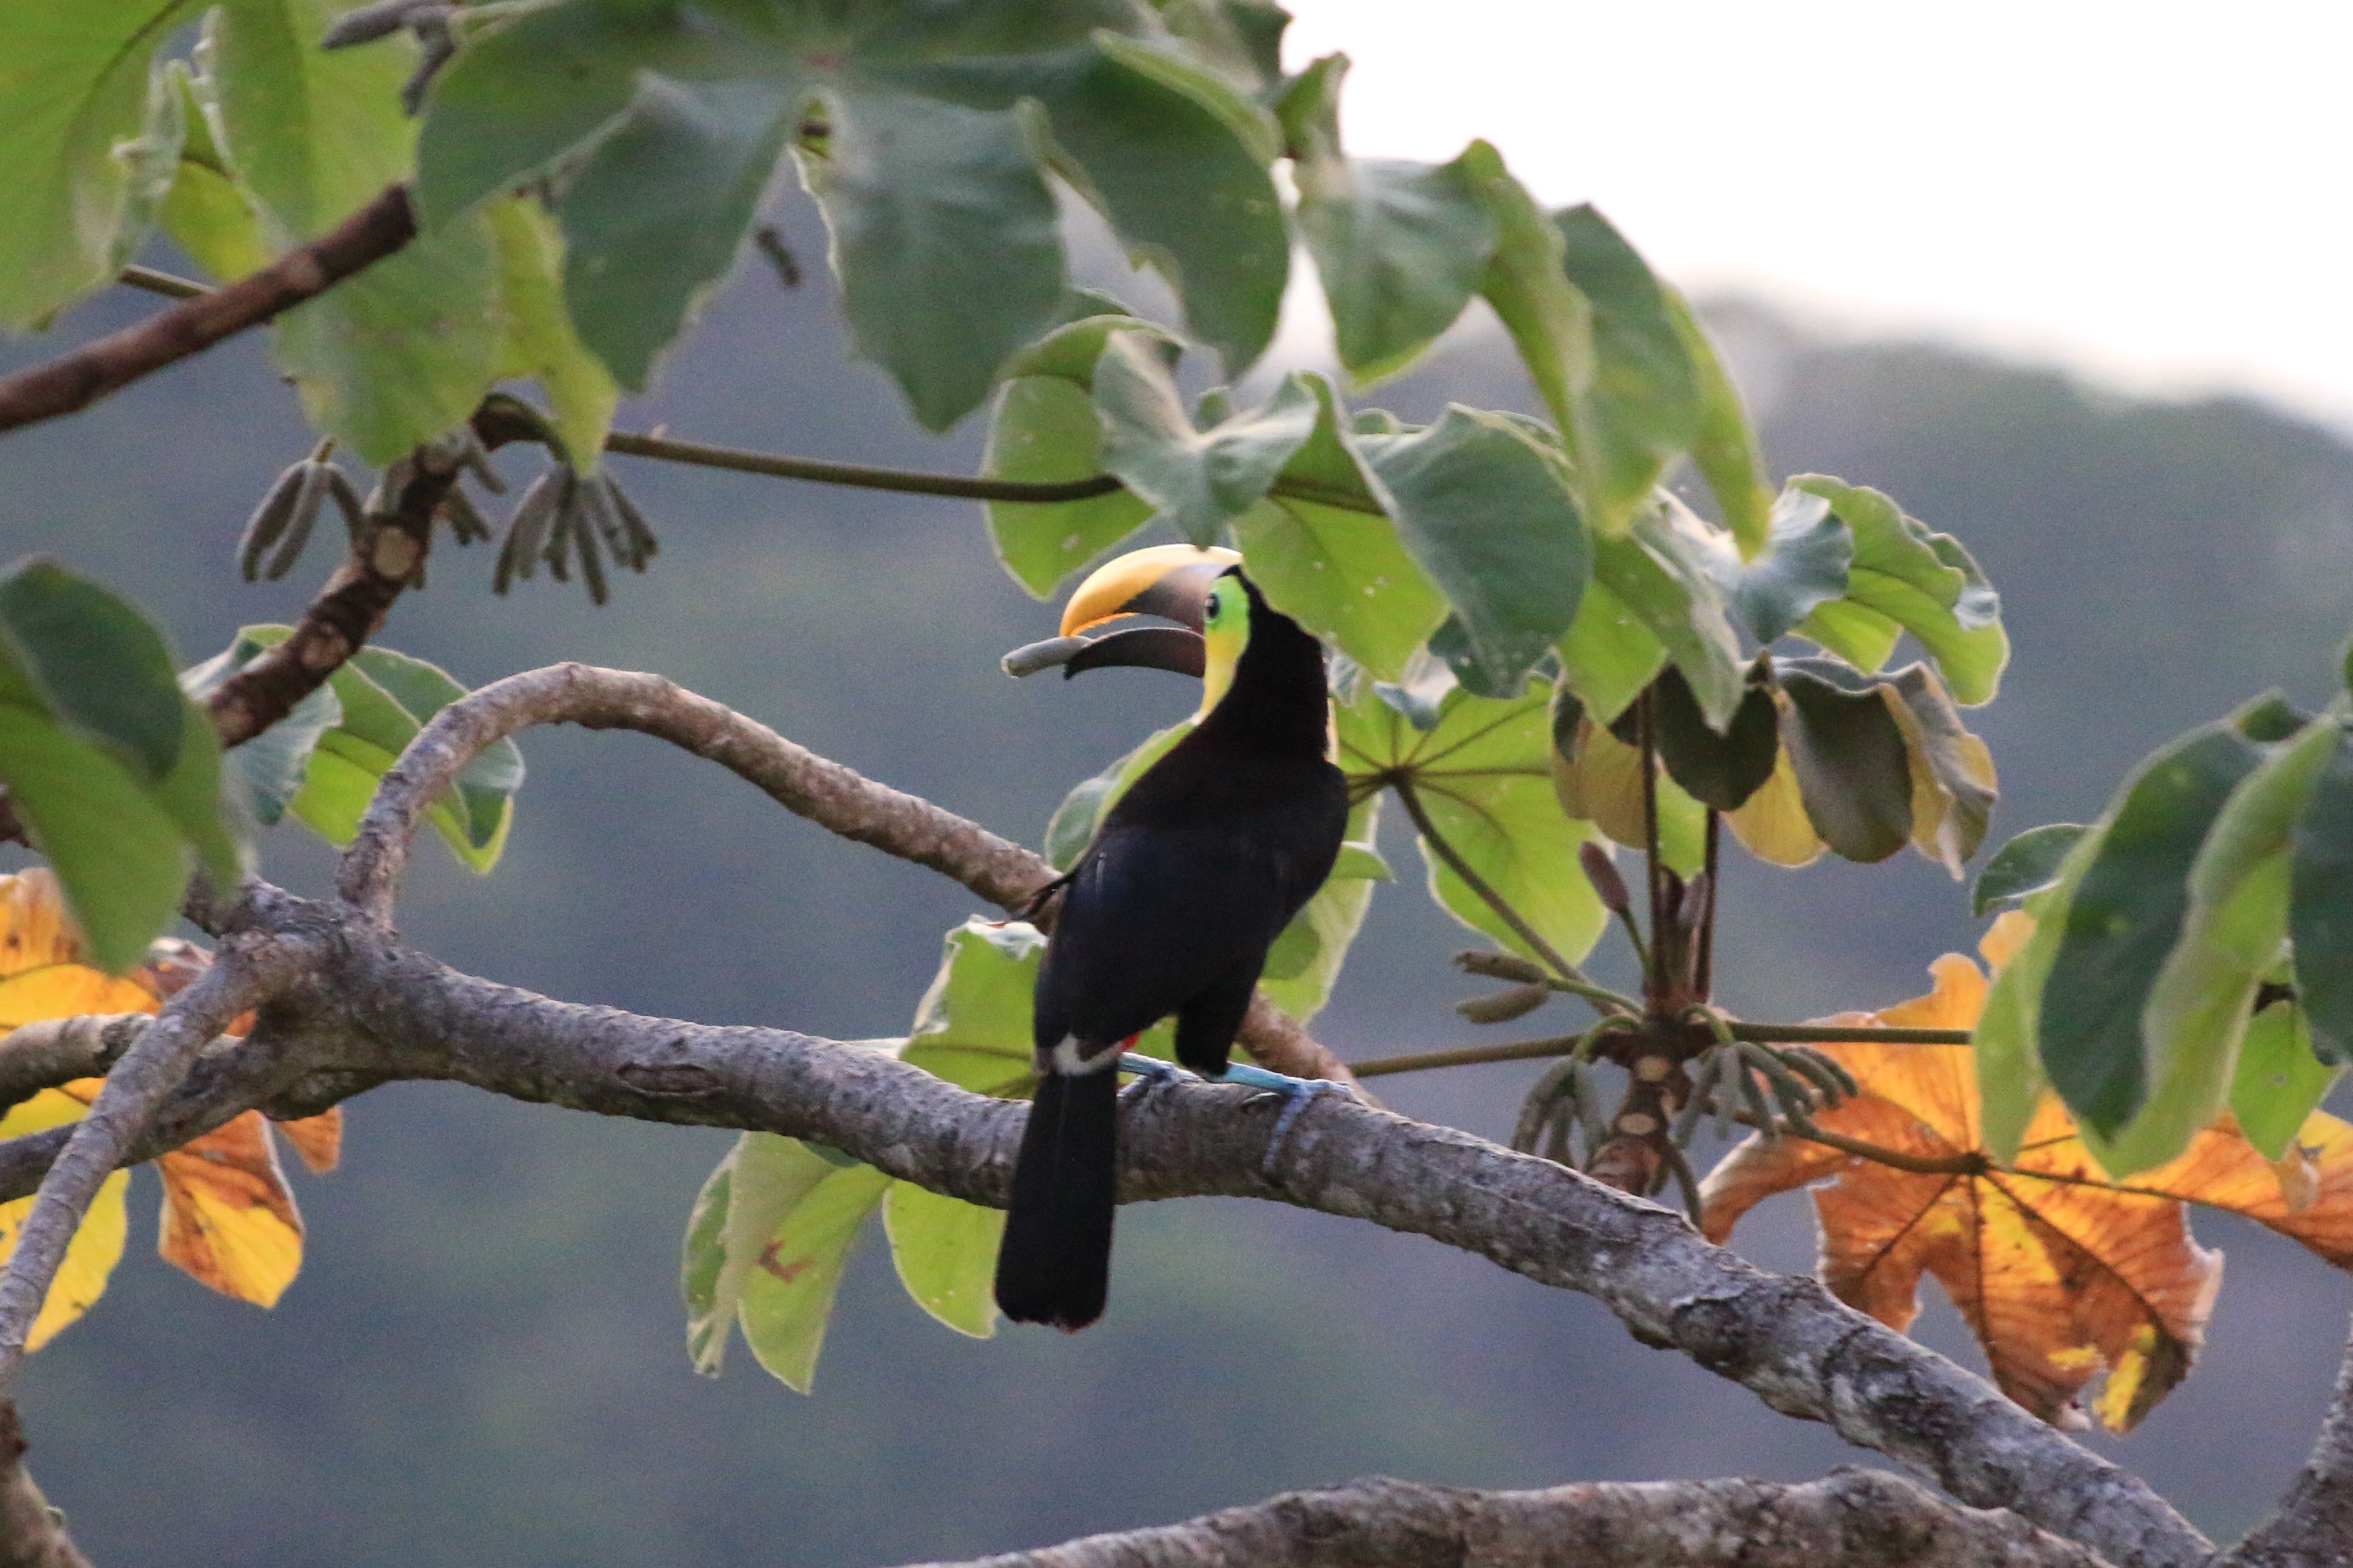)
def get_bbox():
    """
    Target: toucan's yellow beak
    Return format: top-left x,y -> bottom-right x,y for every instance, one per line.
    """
1060,544 -> 1241,636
